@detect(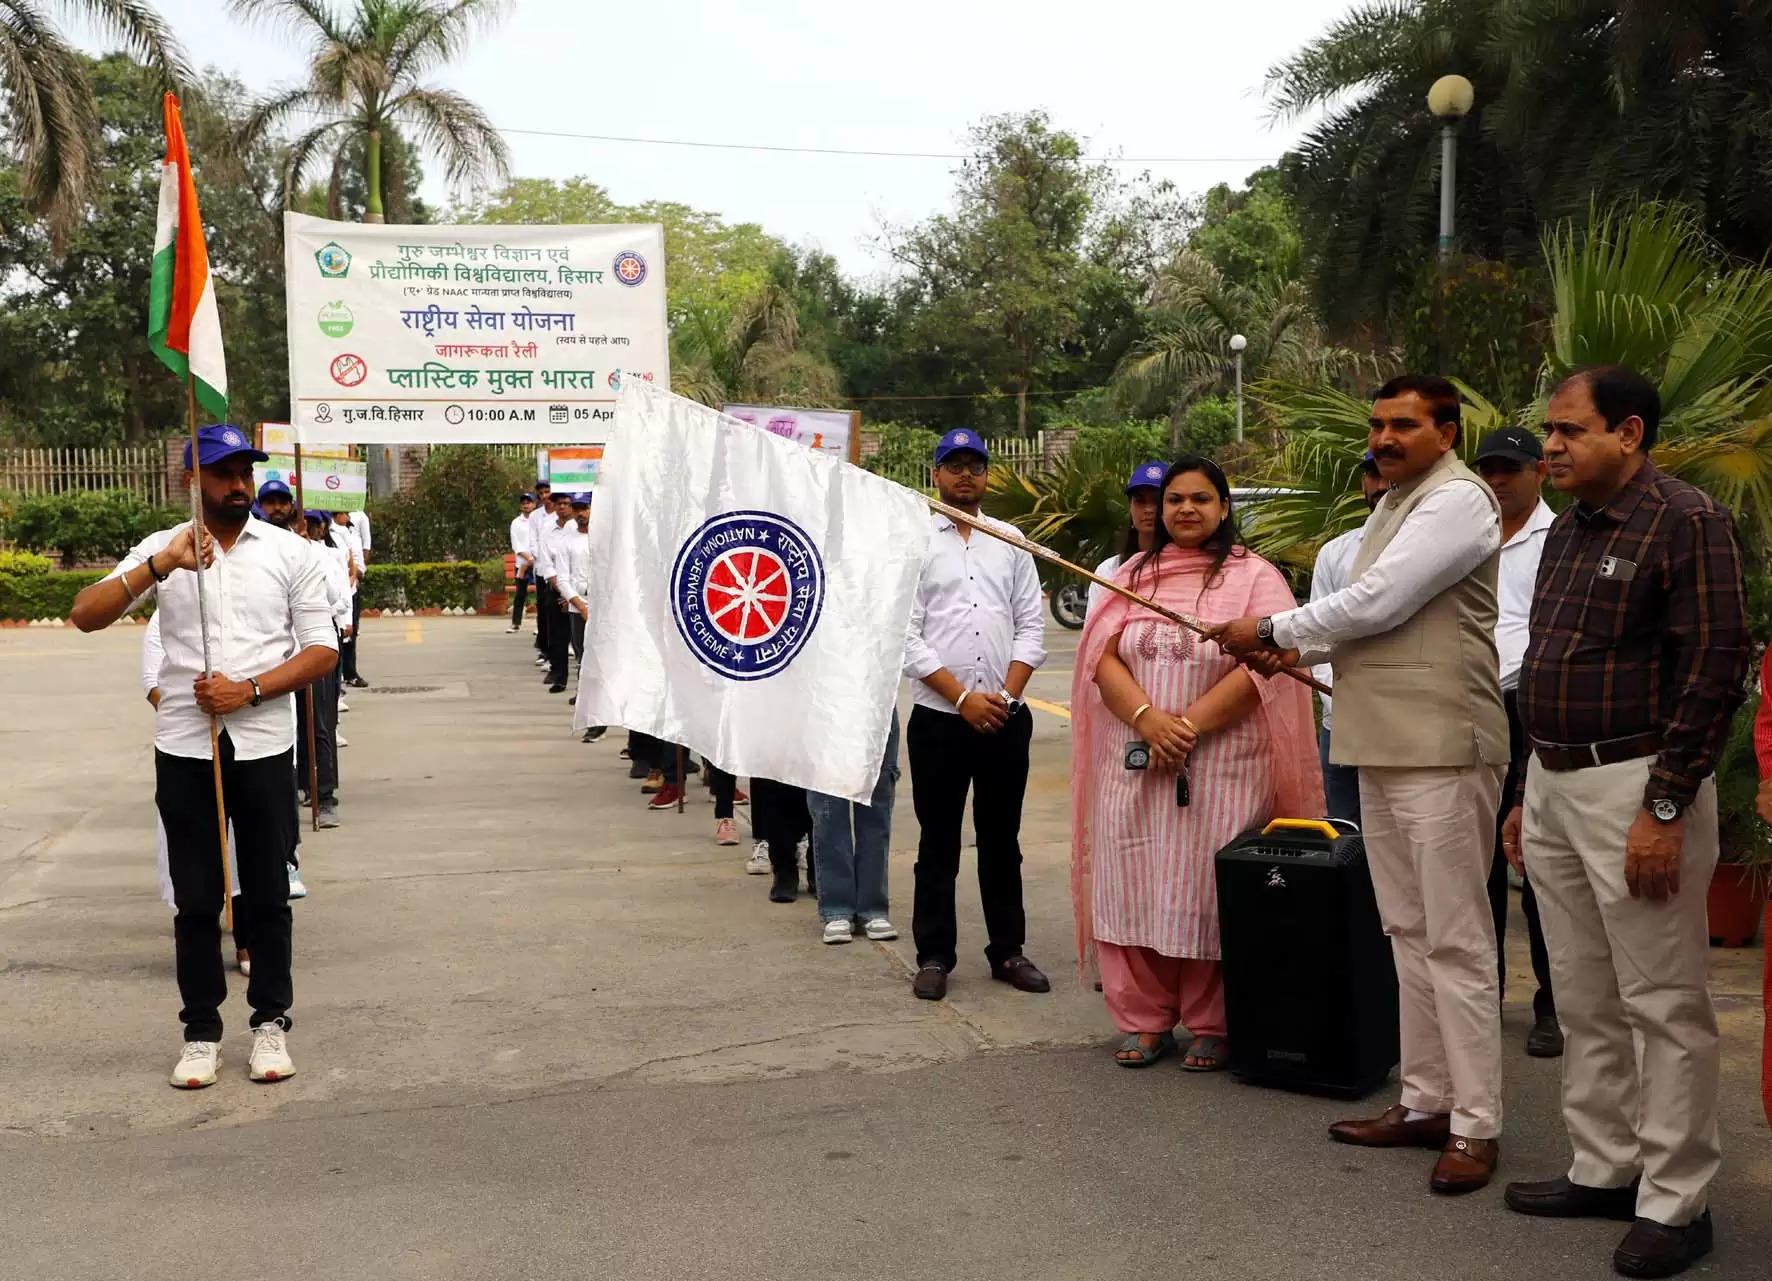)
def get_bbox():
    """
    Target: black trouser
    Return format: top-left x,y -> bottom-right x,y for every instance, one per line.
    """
339,591 -> 363,681
510,572 -> 530,628
545,595 -> 571,683
1488,690 -> 1555,1019
570,610 -> 585,662
156,733 -> 298,1040
752,778 -> 811,879
294,649 -> 339,804
908,703 -> 1032,971
535,580 -> 557,657
632,733 -> 685,785
707,765 -> 737,820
